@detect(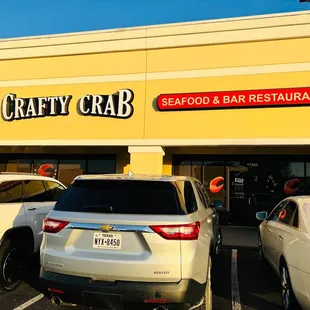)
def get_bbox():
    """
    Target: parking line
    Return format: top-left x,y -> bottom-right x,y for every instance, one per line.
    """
231,249 -> 242,310
12,293 -> 44,310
